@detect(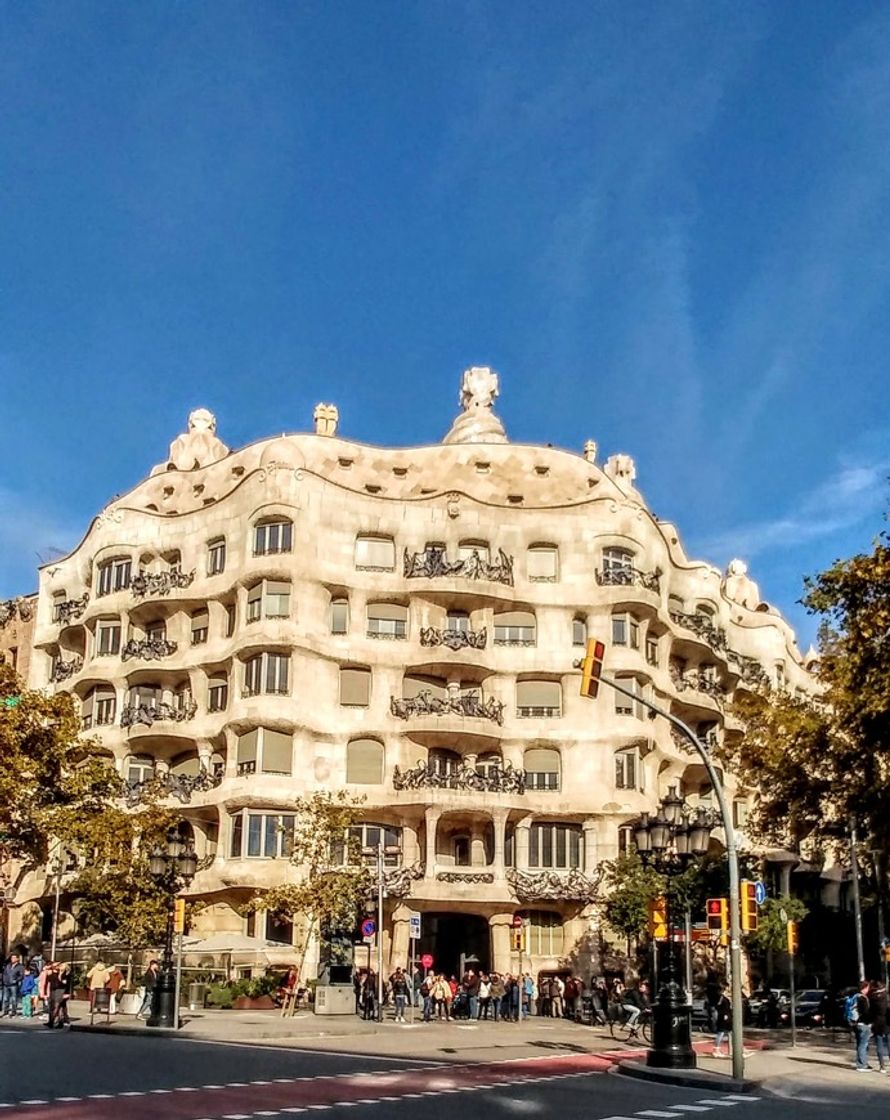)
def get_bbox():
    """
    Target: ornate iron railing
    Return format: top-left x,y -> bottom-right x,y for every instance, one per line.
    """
403,546 -> 514,586
124,766 -> 223,807
419,626 -> 487,651
131,567 -> 196,599
669,664 -> 726,700
121,636 -> 178,662
669,611 -> 728,652
595,567 -> 661,593
390,690 -> 504,725
393,759 -> 526,793
236,760 -> 257,776
50,656 -> 83,683
516,705 -> 561,718
726,650 -> 769,687
436,871 -> 495,884
120,699 -> 197,728
669,724 -> 718,753
0,596 -> 34,630
53,593 -> 90,626
506,866 -> 604,903
382,861 -> 425,899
